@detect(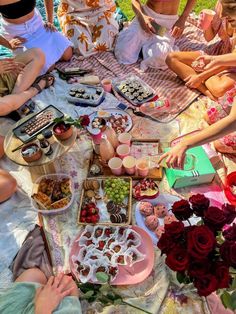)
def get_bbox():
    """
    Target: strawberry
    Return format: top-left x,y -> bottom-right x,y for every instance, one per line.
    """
80,217 -> 86,223
98,240 -> 105,250
109,266 -> 117,276
119,227 -> 125,235
127,233 -> 135,241
88,202 -> 96,208
85,216 -> 92,223
88,207 -> 96,215
104,228 -> 111,237
90,215 -> 99,224
86,240 -> 93,246
117,255 -> 125,264
84,231 -> 91,238
95,228 -> 103,237
94,214 -> 100,222
81,210 -> 87,217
